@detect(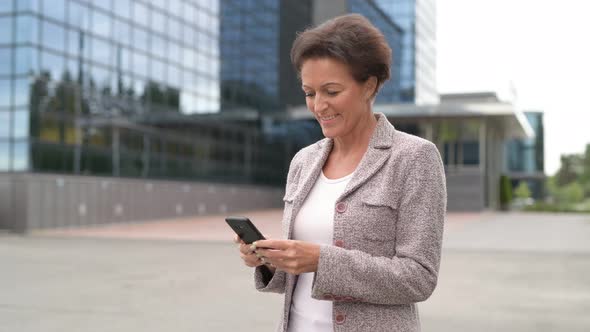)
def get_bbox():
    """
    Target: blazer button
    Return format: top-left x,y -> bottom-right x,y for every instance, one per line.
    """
335,202 -> 347,213
334,240 -> 344,248
335,313 -> 346,325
